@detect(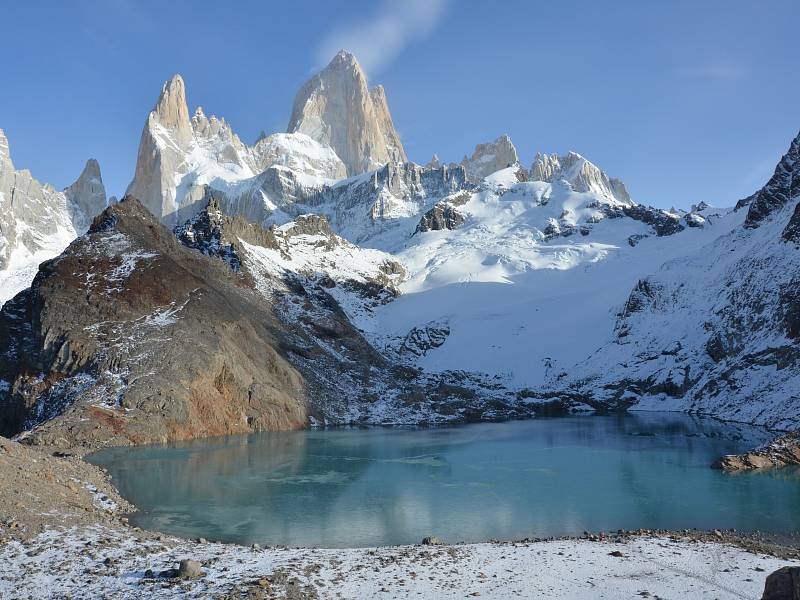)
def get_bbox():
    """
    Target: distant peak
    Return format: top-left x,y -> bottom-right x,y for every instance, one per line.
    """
333,49 -> 357,63
154,75 -> 188,121
0,128 -> 9,164
150,73 -> 192,145
326,50 -> 364,75
158,74 -> 186,104
81,158 -> 102,178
